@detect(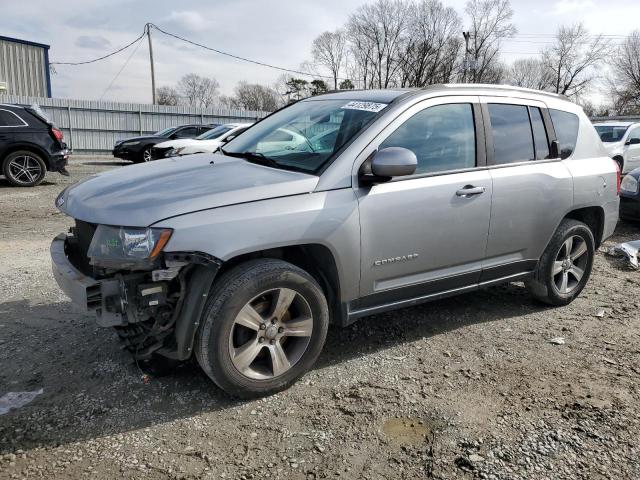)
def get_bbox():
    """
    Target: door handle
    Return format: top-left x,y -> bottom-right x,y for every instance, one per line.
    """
456,185 -> 486,197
